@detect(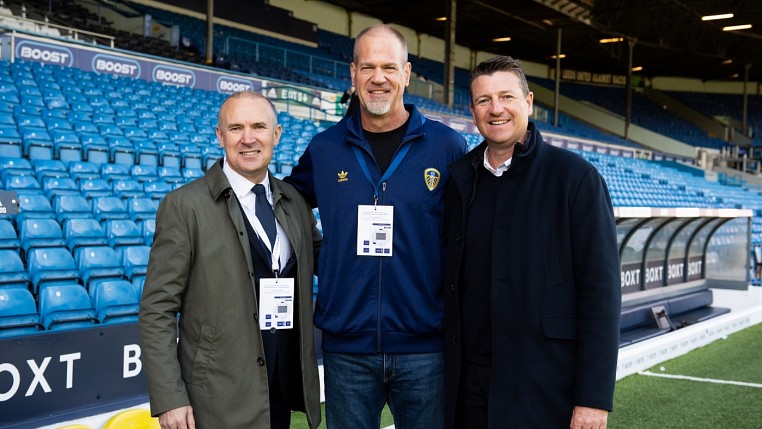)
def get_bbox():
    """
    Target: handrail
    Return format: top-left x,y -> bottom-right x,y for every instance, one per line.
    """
0,11 -> 115,48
